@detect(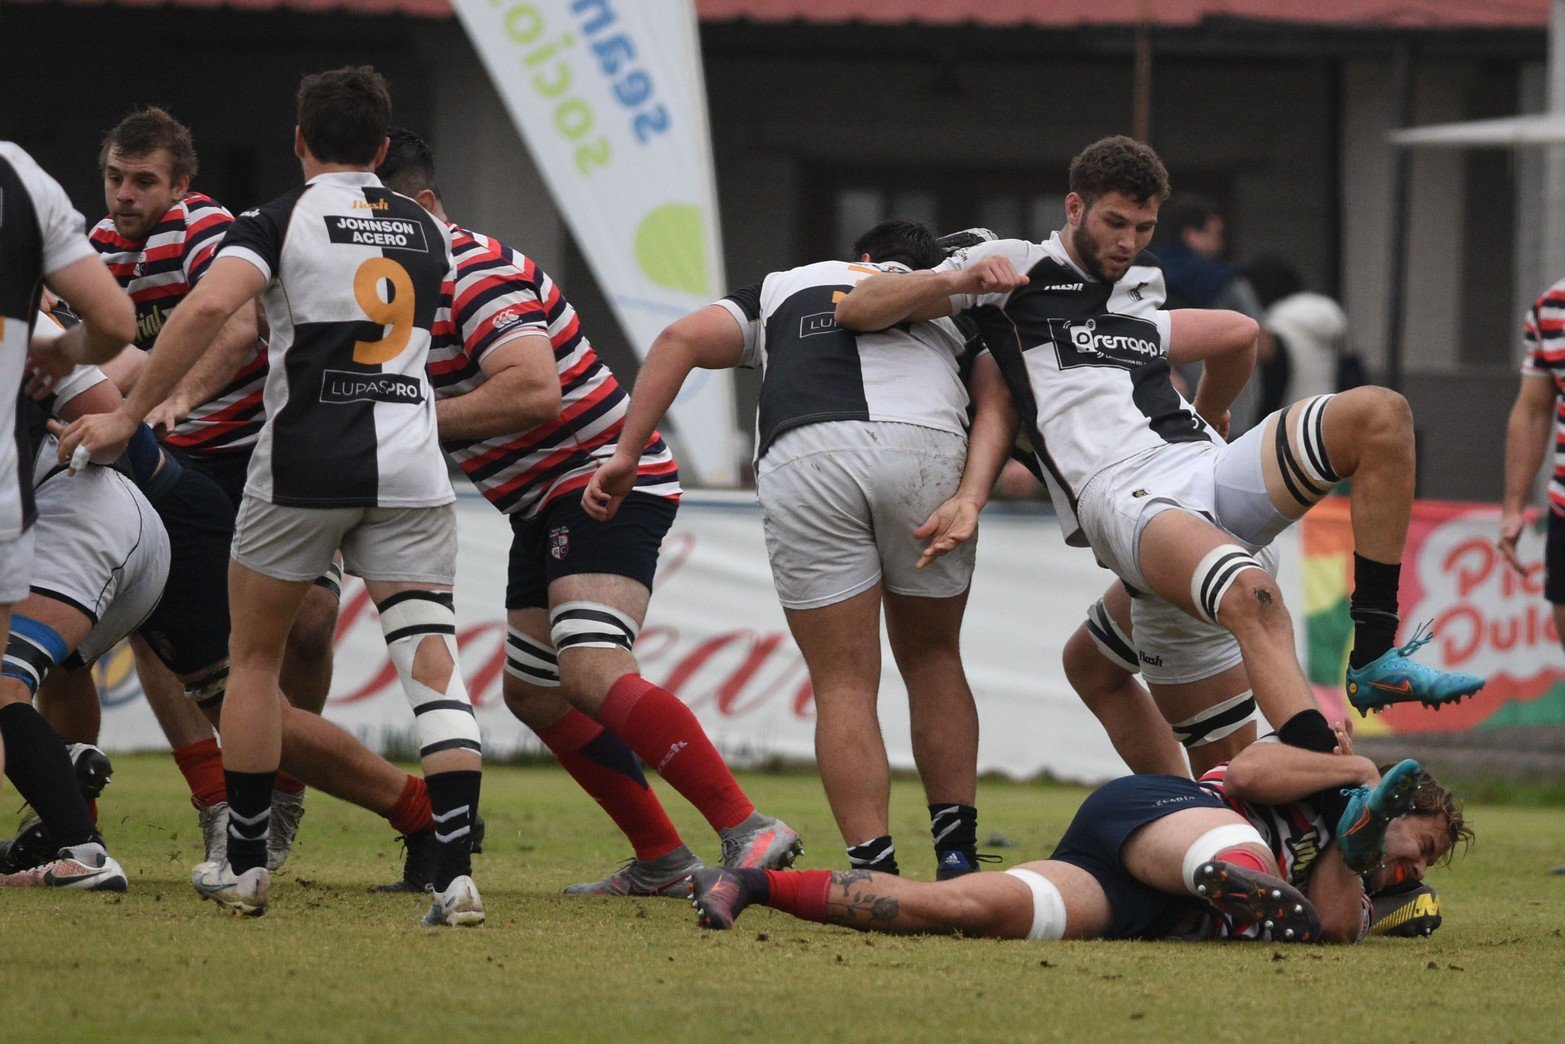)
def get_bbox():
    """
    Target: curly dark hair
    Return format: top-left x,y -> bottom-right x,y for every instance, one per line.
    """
99,107 -> 198,181
1381,764 -> 1474,866
1068,135 -> 1171,207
